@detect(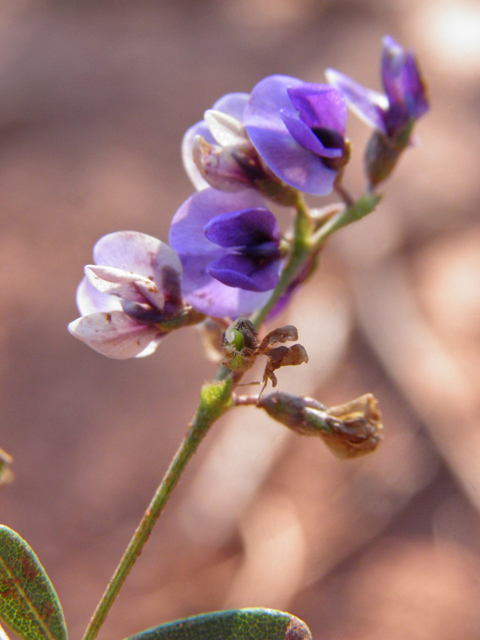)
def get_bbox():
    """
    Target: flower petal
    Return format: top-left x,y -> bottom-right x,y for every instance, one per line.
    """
204,110 -> 249,148
76,276 -> 123,315
68,311 -> 161,359
207,253 -> 280,291
85,265 -> 165,309
286,84 -> 347,133
192,135 -> 253,192
402,51 -> 429,120
179,253 -> 271,318
203,208 -> 280,248
93,231 -> 181,281
169,188 -> 269,256
380,36 -> 429,134
182,93 -> 250,191
136,335 -> 165,358
244,75 -> 340,194
212,92 -> 250,121
182,121 -> 213,191
279,109 -> 342,158
170,188 -> 275,317
325,68 -> 388,134
381,35 -> 407,107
